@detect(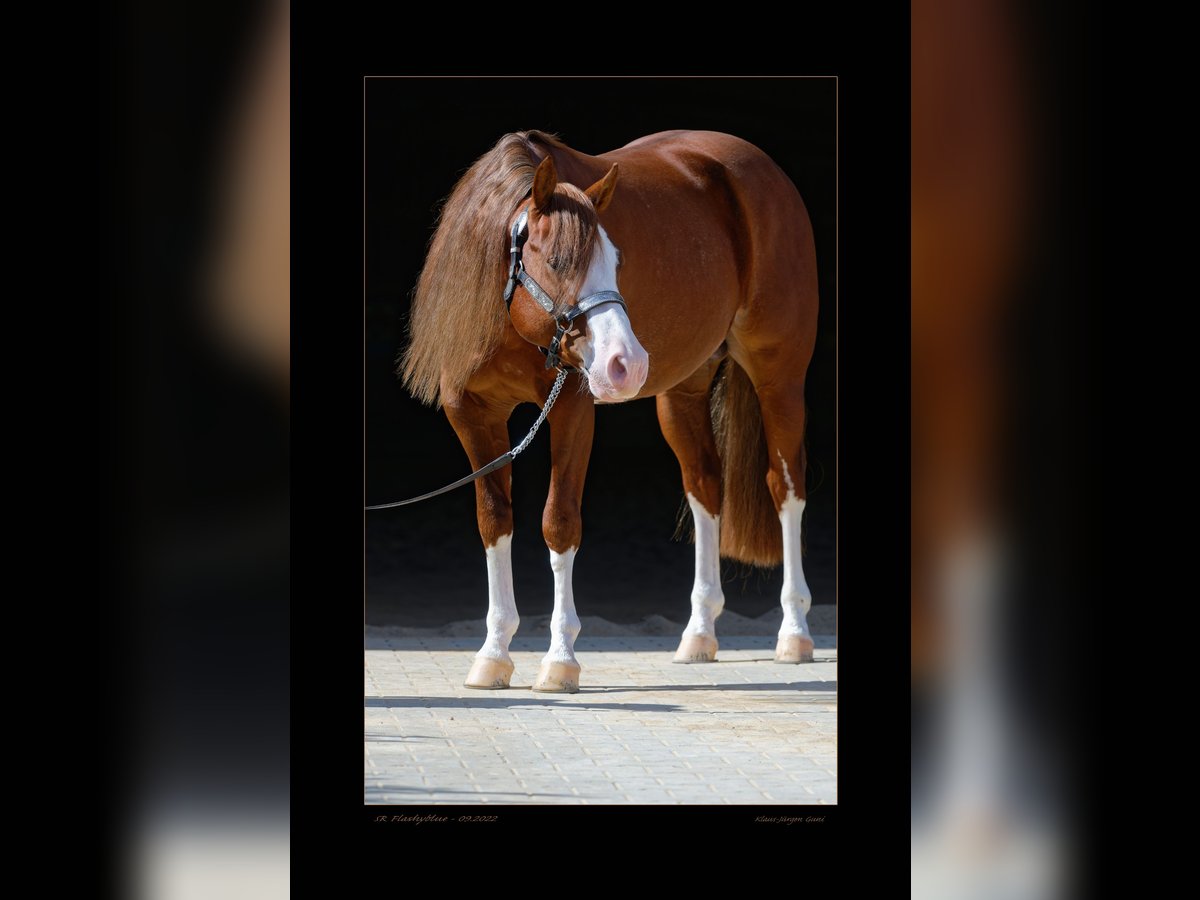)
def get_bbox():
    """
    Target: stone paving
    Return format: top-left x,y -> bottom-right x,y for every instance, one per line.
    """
365,632 -> 837,805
